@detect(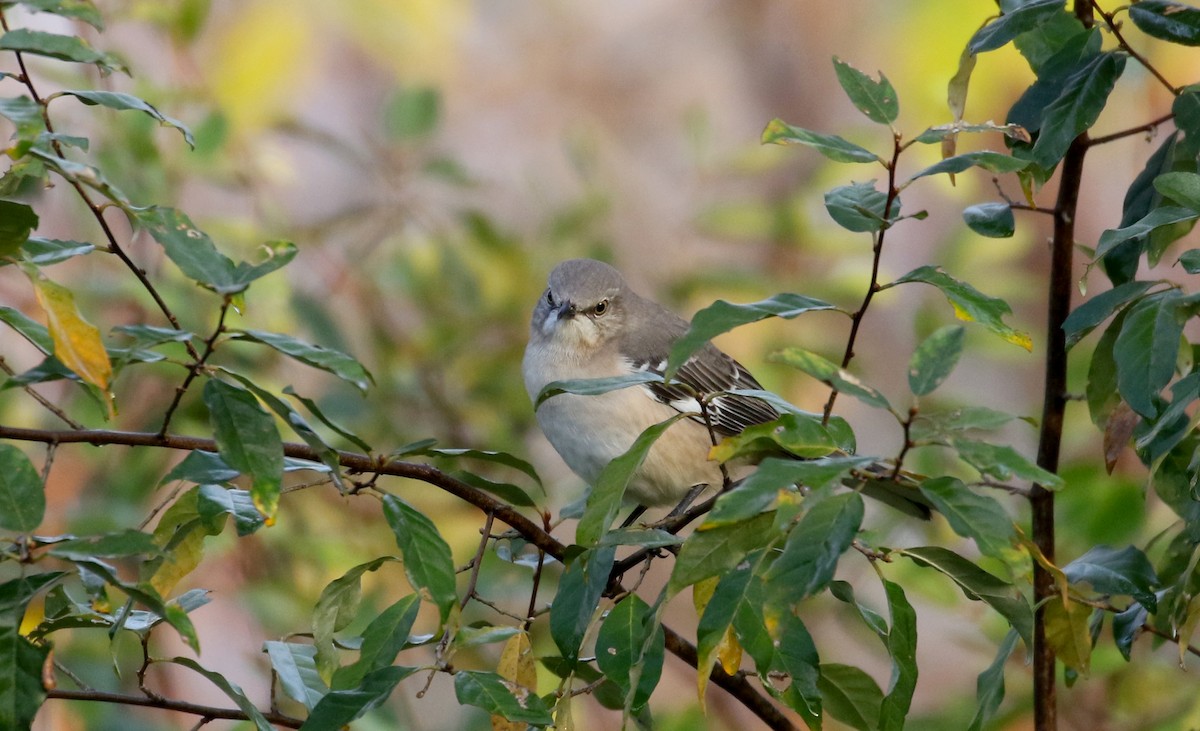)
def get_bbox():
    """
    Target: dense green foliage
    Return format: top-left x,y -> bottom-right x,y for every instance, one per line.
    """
3,1 -> 1200,730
